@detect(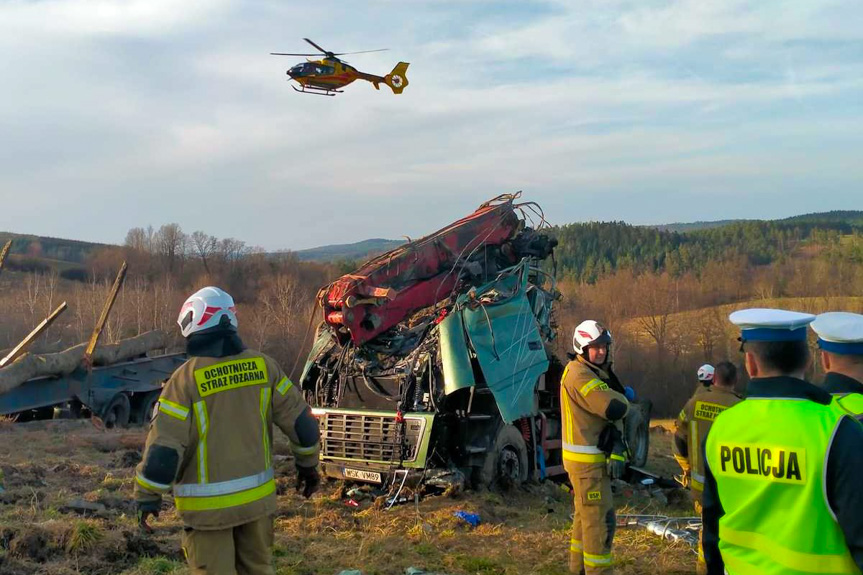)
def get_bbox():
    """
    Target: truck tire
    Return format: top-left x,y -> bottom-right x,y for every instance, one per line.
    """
102,393 -> 131,429
625,399 -> 652,468
131,390 -> 161,426
479,424 -> 529,489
